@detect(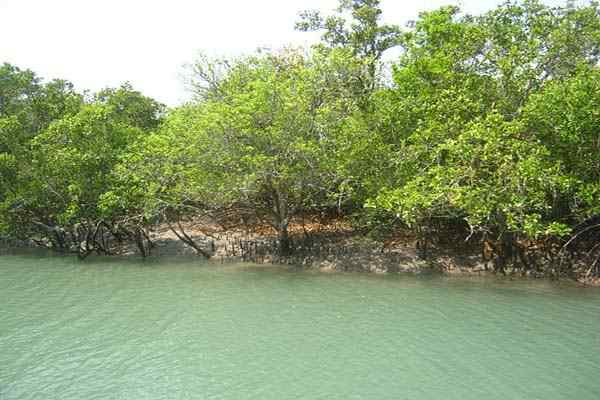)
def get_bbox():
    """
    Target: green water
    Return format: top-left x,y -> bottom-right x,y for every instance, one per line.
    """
1,253 -> 599,399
